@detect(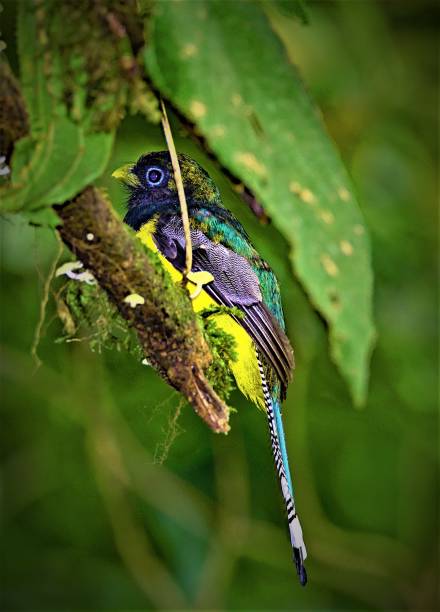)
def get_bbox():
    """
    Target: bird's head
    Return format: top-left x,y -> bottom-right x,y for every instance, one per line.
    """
112,151 -> 221,230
